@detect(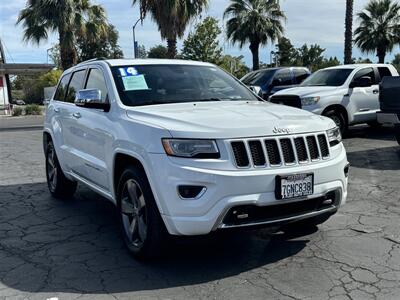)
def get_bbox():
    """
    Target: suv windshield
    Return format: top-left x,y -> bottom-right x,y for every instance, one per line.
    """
111,64 -> 258,106
241,70 -> 276,86
301,68 -> 353,87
